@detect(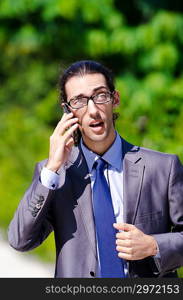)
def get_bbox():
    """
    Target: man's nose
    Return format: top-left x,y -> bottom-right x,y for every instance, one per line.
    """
87,99 -> 98,114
